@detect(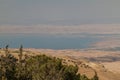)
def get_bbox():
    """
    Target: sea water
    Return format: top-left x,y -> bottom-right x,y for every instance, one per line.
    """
0,33 -> 101,49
